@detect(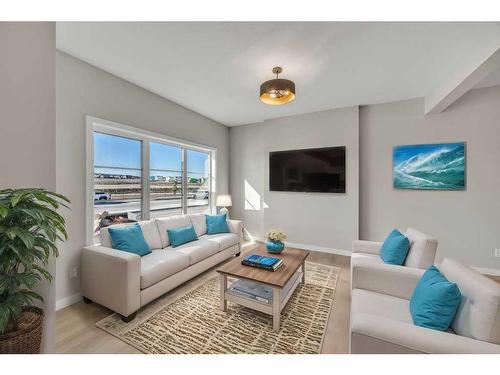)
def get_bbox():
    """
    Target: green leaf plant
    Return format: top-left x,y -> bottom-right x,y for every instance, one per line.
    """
0,188 -> 69,334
